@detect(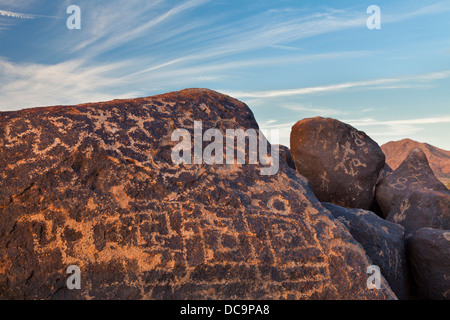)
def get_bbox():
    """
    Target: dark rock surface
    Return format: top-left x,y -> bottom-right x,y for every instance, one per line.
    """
290,117 -> 385,210
376,164 -> 393,186
376,148 -> 448,218
323,203 -> 409,299
407,228 -> 450,300
387,189 -> 450,236
276,145 -> 296,170
0,89 -> 396,300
